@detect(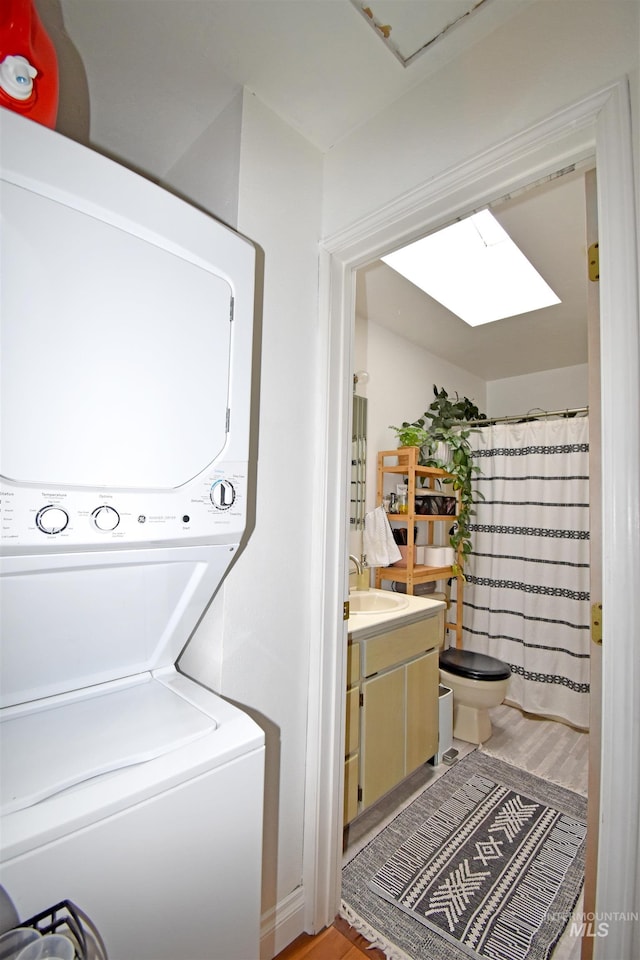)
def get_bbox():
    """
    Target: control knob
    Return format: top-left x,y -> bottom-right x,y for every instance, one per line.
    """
36,504 -> 69,535
91,505 -> 120,531
210,479 -> 236,511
